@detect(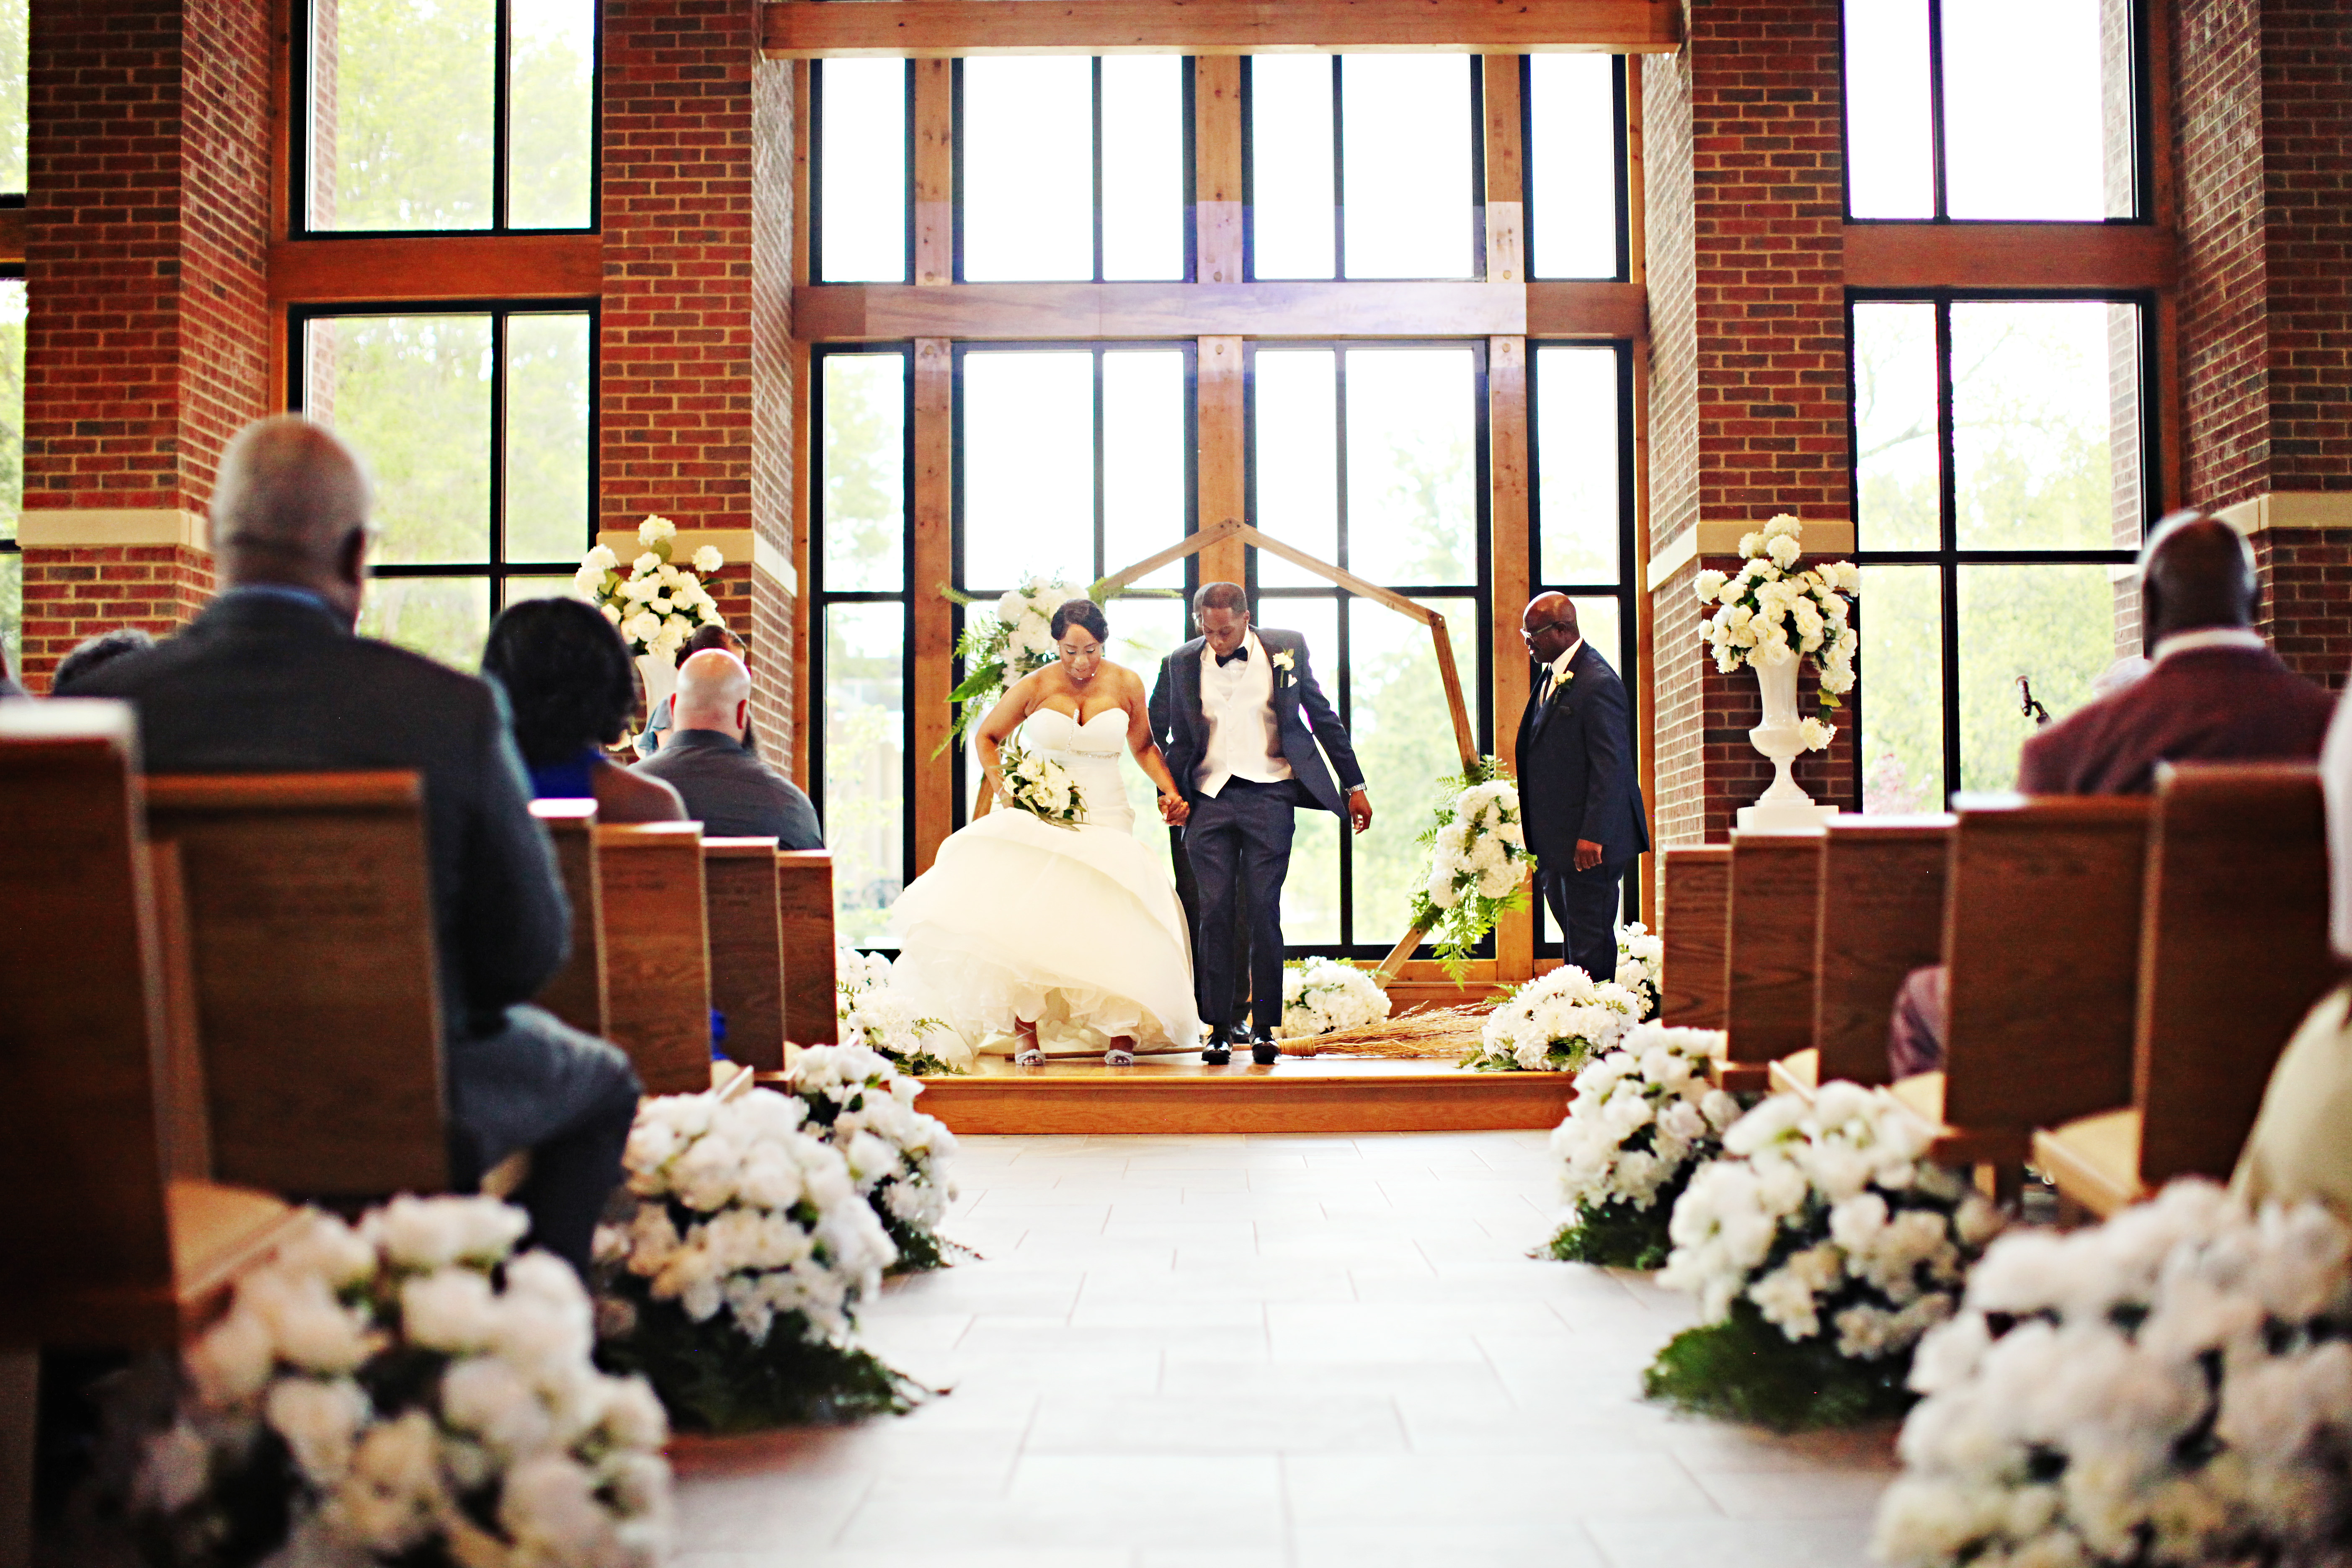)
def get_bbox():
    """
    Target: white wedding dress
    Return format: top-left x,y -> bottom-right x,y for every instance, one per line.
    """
885,707 -> 1203,1056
